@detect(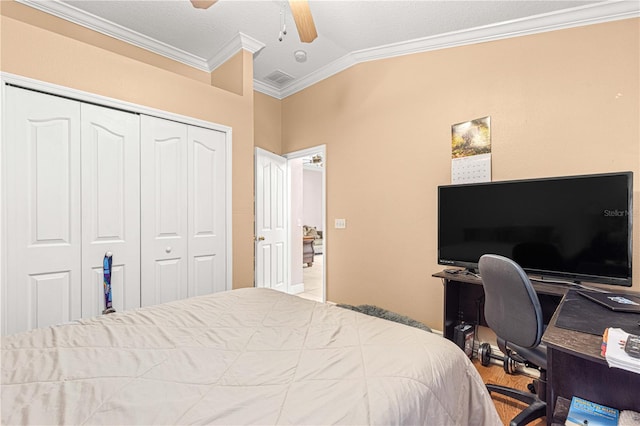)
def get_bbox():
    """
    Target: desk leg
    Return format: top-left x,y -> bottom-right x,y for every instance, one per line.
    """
546,348 -> 555,424
443,279 -> 460,340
